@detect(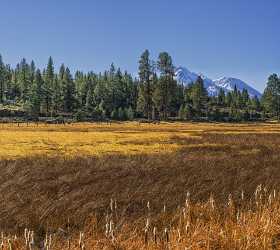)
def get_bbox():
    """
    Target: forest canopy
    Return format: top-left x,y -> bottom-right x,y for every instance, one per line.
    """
0,51 -> 277,122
